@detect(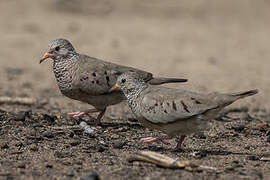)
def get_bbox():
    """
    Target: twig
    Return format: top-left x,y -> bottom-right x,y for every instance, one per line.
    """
127,151 -> 195,170
127,151 -> 218,172
0,97 -> 35,105
260,157 -> 270,161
